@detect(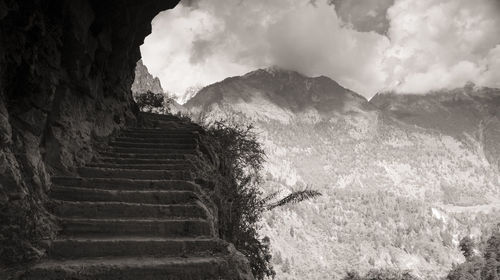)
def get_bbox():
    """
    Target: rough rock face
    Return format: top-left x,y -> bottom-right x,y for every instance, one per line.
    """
131,59 -> 165,97
0,0 -> 180,265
